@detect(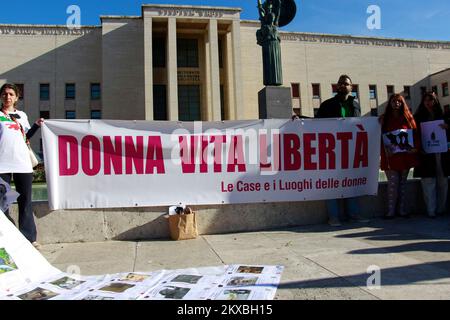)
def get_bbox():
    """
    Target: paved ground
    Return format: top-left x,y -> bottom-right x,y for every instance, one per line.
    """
39,215 -> 450,300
